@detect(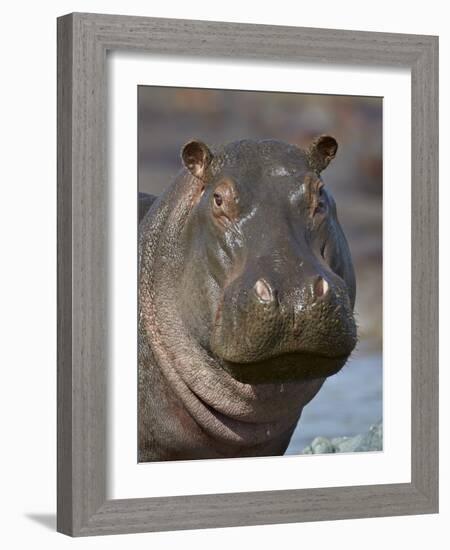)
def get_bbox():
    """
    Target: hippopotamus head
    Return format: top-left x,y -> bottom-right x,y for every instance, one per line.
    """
176,137 -> 357,384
